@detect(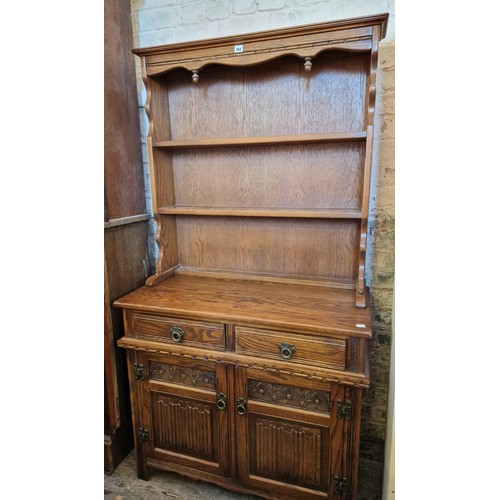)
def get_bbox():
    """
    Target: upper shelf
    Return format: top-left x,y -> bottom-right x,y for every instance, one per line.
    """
153,132 -> 367,149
